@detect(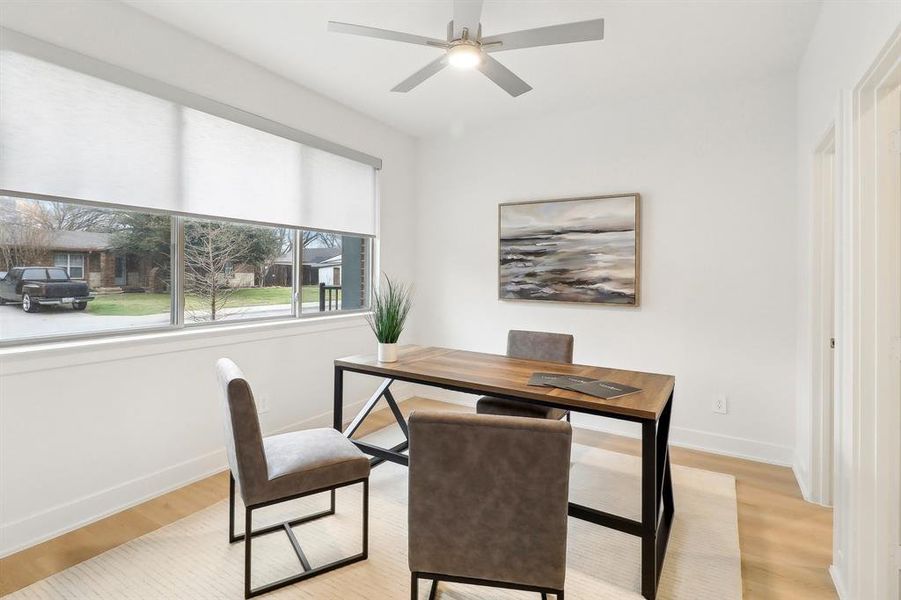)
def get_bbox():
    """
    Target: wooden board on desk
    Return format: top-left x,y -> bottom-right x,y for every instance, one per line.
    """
335,345 -> 674,421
